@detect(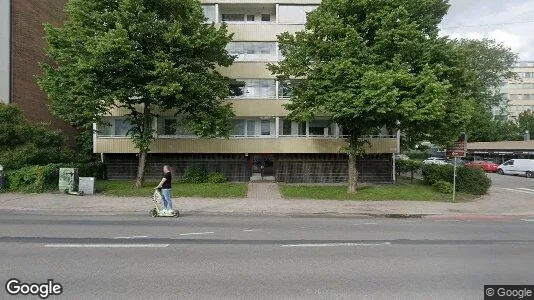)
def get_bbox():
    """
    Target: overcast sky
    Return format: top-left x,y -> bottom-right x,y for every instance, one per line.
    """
439,0 -> 534,61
